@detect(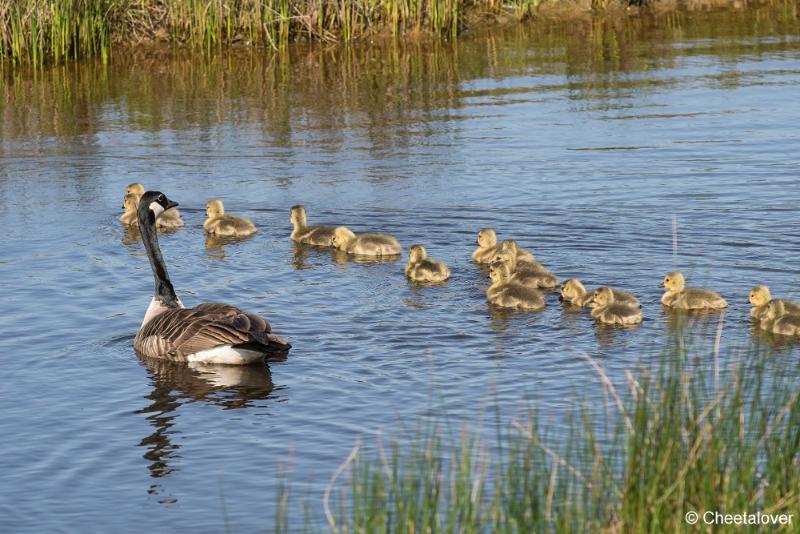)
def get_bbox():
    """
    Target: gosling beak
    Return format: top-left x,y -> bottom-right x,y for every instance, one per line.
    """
660,282 -> 666,288
558,295 -> 564,303
165,200 -> 179,211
